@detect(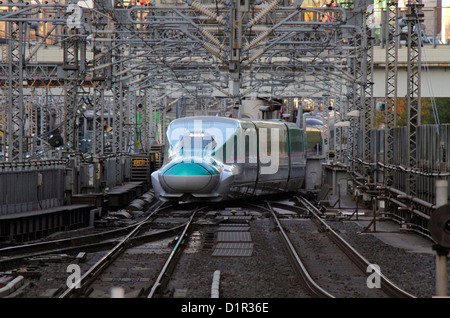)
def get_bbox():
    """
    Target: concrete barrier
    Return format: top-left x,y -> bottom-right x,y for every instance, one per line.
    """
0,276 -> 24,297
